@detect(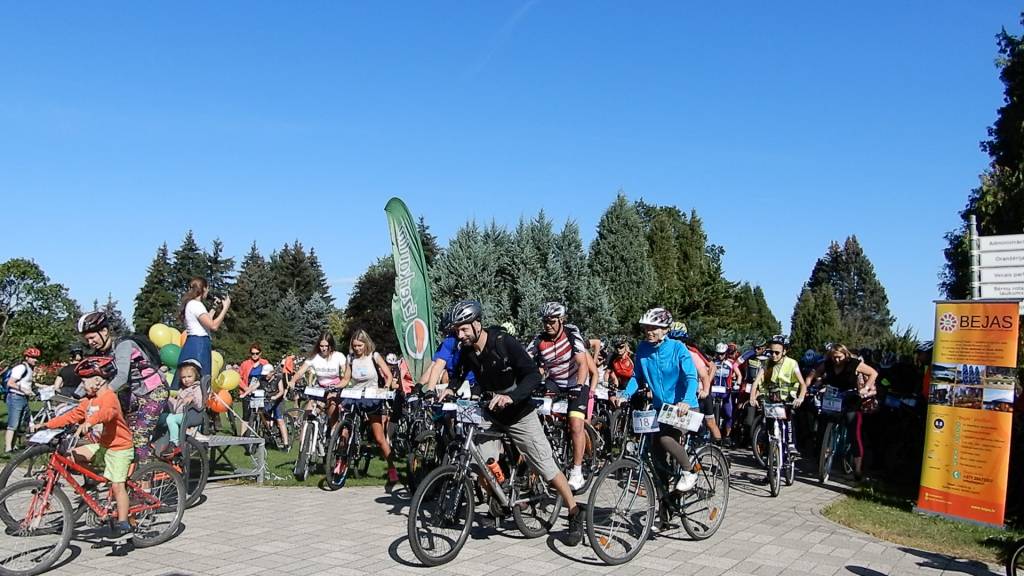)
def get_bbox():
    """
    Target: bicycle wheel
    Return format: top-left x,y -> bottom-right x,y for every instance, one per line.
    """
818,422 -> 836,484
406,429 -> 439,494
681,446 -> 729,540
293,423 -> 315,482
0,479 -> 72,576
324,420 -> 352,490
130,461 -> 186,548
1007,538 -> 1024,576
784,454 -> 795,487
178,437 -> 208,509
767,435 -> 781,497
511,461 -> 563,538
407,465 -> 474,567
586,458 -> 655,565
751,421 -> 768,468
0,446 -> 53,528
